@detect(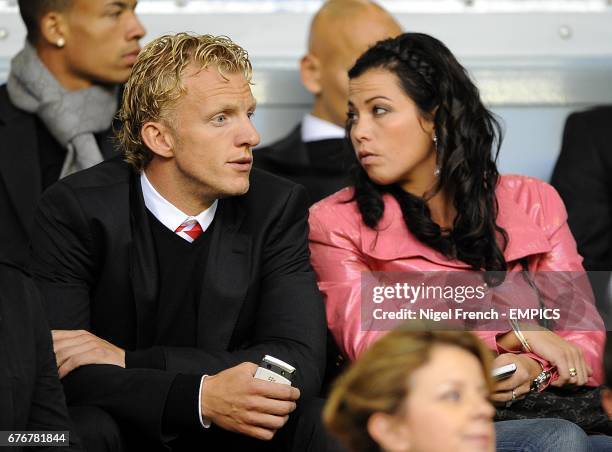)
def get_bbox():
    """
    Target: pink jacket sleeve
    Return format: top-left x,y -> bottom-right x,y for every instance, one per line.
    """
308,201 -> 384,361
528,181 -> 605,386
